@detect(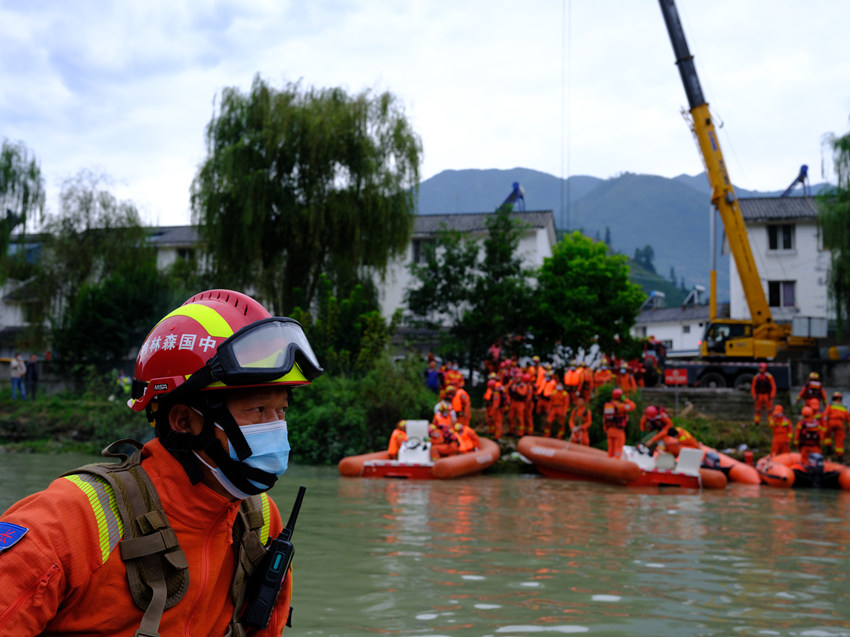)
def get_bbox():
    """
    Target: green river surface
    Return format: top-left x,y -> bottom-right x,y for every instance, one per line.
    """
2,452 -> 849,636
